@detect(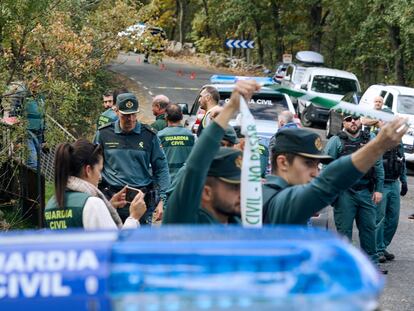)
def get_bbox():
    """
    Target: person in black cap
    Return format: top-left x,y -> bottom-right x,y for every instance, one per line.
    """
324,114 -> 385,271
94,92 -> 170,225
263,115 -> 405,230
164,80 -> 260,224
221,126 -> 239,147
233,125 -> 269,178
